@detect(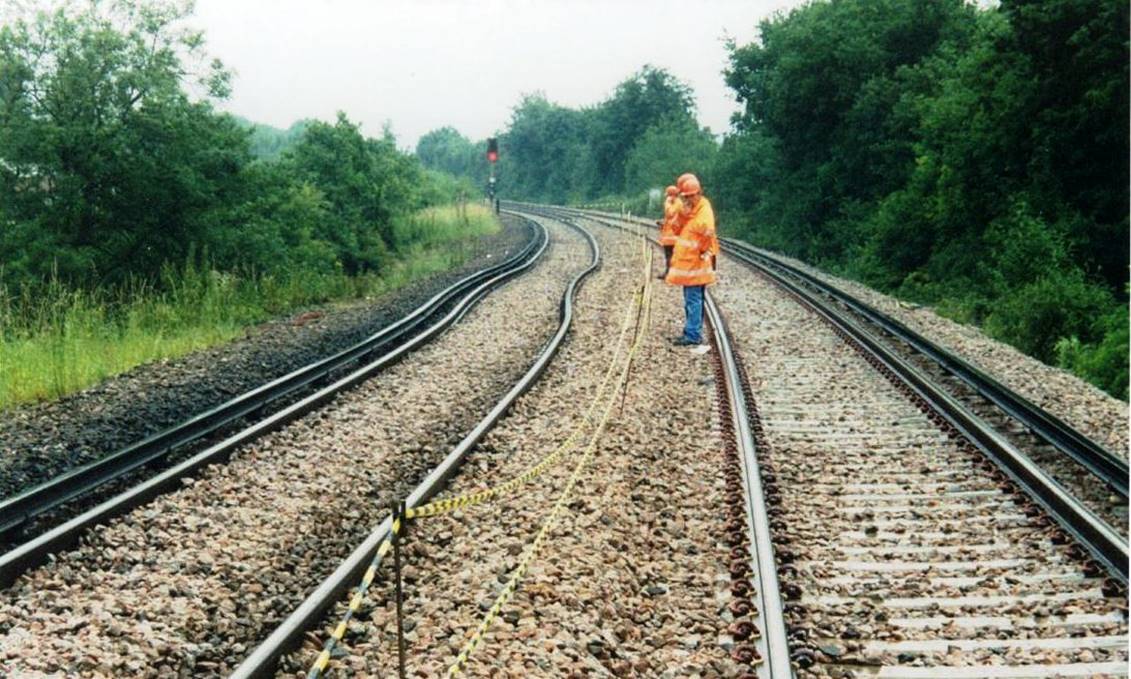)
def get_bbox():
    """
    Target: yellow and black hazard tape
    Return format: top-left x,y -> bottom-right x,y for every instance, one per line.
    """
307,511 -> 404,679
405,281 -> 643,521
447,242 -> 654,676
305,228 -> 653,679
